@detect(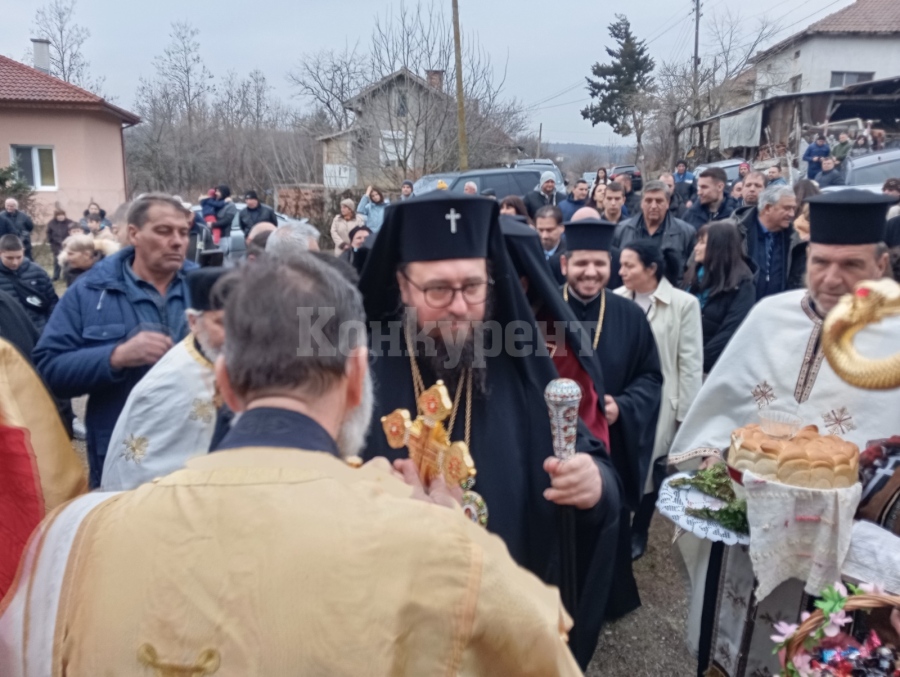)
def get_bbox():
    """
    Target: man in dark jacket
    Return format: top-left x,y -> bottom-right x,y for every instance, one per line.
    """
46,208 -> 81,280
683,167 -> 737,229
524,171 -> 564,218
559,179 -> 589,221
618,173 -> 641,216
673,160 -> 696,206
802,135 -> 830,179
34,194 -> 196,488
0,234 -> 57,332
659,172 -> 687,218
736,184 -> 806,301
238,191 -> 278,235
0,198 -> 35,260
815,157 -> 845,188
612,180 -> 697,286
